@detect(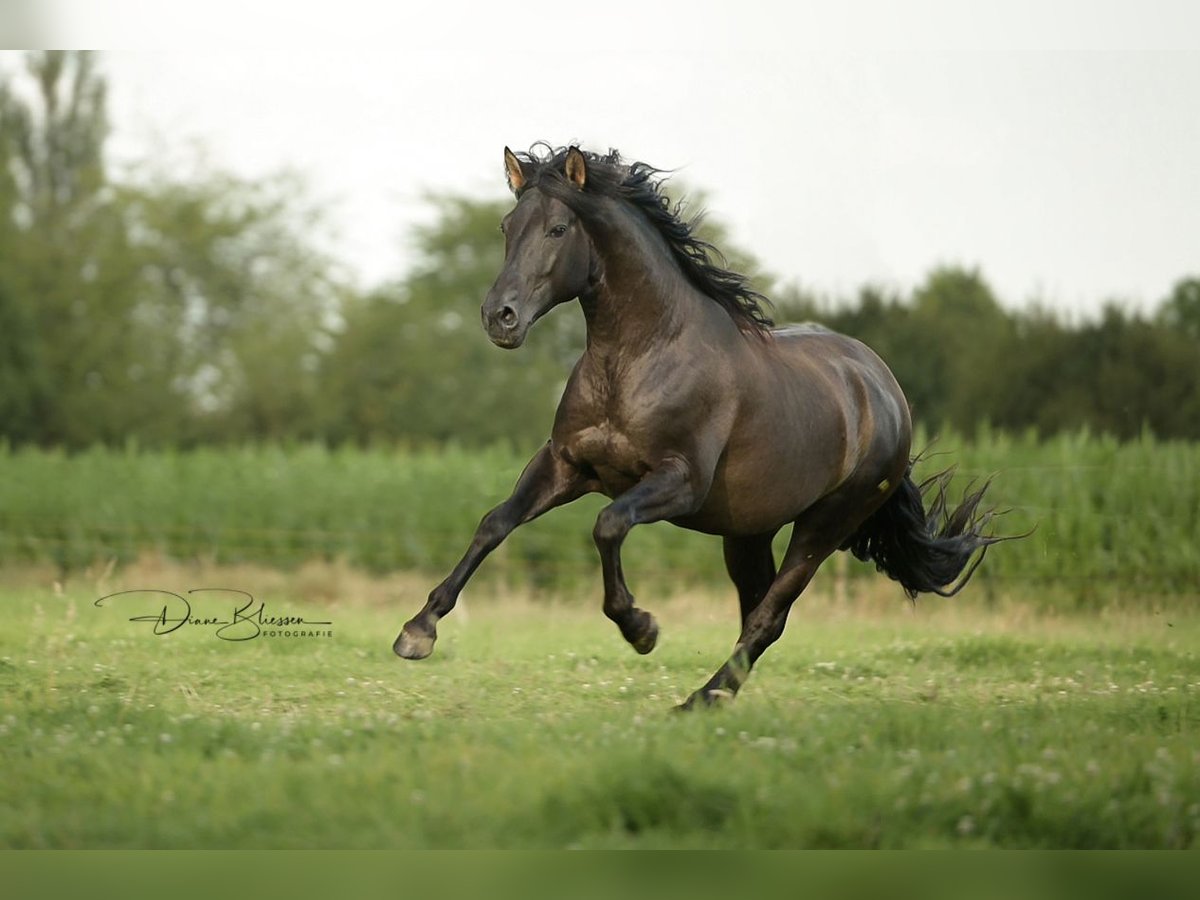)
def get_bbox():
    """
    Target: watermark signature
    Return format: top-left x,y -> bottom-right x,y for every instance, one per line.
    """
94,589 -> 333,642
